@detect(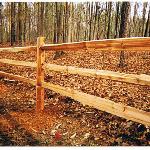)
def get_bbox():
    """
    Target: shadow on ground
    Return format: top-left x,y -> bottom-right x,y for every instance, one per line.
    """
0,103 -> 40,146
